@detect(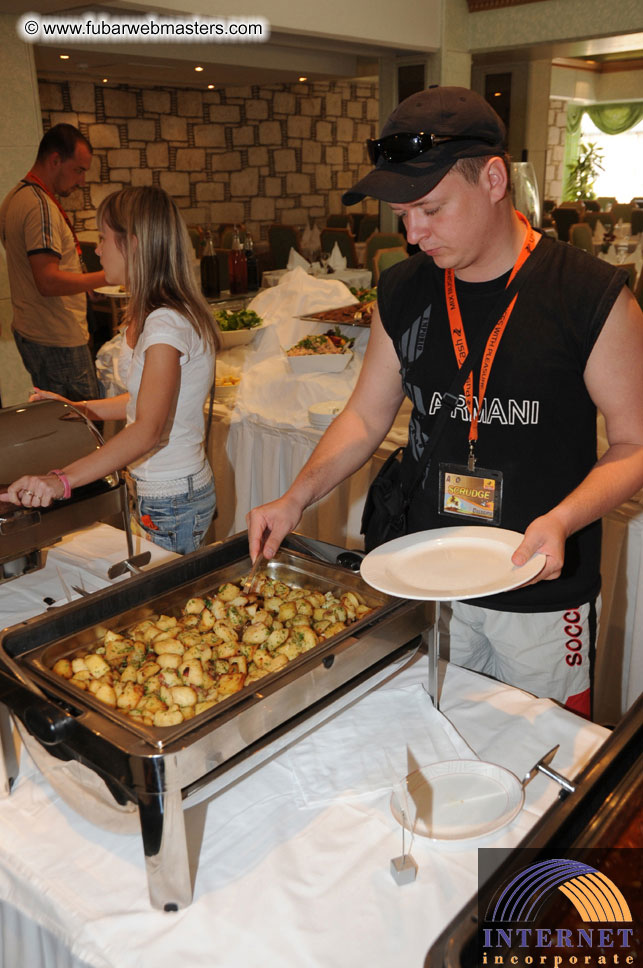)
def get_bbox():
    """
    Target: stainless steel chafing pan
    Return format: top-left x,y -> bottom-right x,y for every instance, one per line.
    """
0,399 -> 145,581
0,532 -> 431,910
